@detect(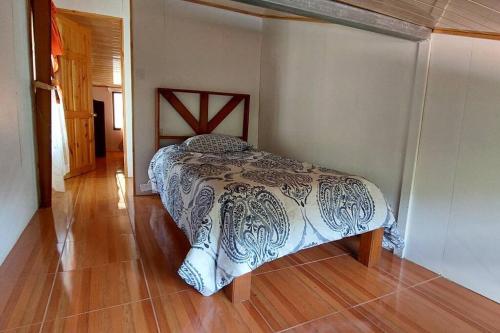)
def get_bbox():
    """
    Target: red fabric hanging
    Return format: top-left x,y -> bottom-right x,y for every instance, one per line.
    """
51,1 -> 63,57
